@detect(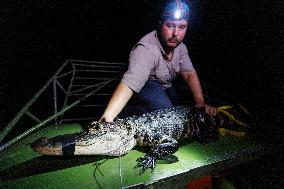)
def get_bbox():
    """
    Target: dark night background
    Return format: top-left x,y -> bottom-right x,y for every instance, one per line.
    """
0,0 -> 283,187
2,0 -> 283,137
1,1 -> 283,139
